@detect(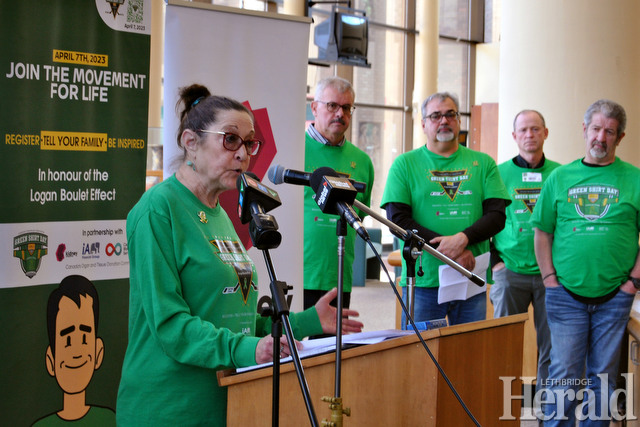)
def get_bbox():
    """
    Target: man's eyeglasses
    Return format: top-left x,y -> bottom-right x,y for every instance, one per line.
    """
197,130 -> 262,156
316,100 -> 356,115
424,111 -> 460,122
